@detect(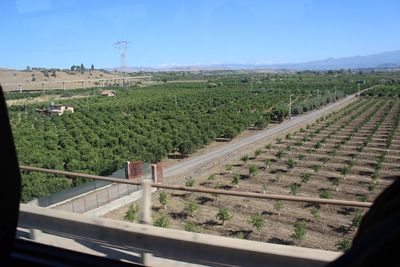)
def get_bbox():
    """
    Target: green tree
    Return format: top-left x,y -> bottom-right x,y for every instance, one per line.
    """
184,200 -> 199,217
273,200 -> 284,215
321,157 -> 329,167
159,191 -> 168,209
320,189 -> 333,199
336,238 -> 352,252
153,213 -> 169,227
331,177 -> 341,191
292,220 -> 307,243
185,177 -> 195,187
368,182 -> 376,193
275,171 -> 283,183
261,183 -> 268,194
249,164 -> 258,177
179,141 -> 195,157
312,164 -> 321,173
300,173 -> 312,183
248,213 -> 265,233
241,154 -> 250,164
286,158 -> 296,169
340,166 -> 350,179
212,182 -> 220,202
124,203 -> 139,222
243,199 -> 250,209
225,164 -> 233,172
290,183 -> 301,195
184,221 -> 199,232
276,150 -> 285,159
351,210 -> 363,231
216,208 -> 233,225
358,195 -> 368,202
208,174 -> 217,181
314,141 -> 321,150
310,207 -> 320,220
232,173 -> 240,188
264,159 -> 272,169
